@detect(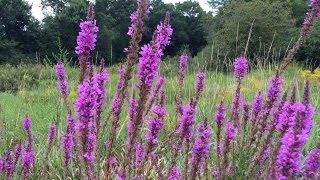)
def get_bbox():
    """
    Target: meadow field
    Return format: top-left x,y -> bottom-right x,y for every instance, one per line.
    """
0,0 -> 320,179
0,61 -> 319,179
